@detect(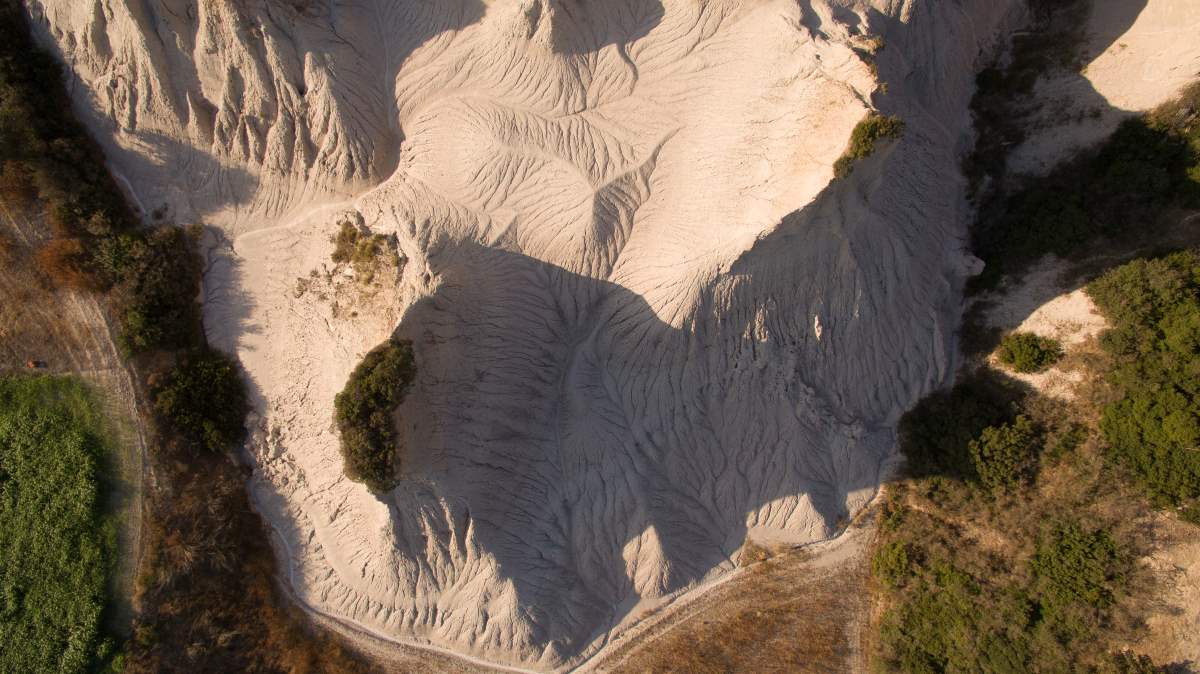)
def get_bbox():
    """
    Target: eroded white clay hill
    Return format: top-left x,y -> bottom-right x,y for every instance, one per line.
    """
31,0 -> 1021,669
